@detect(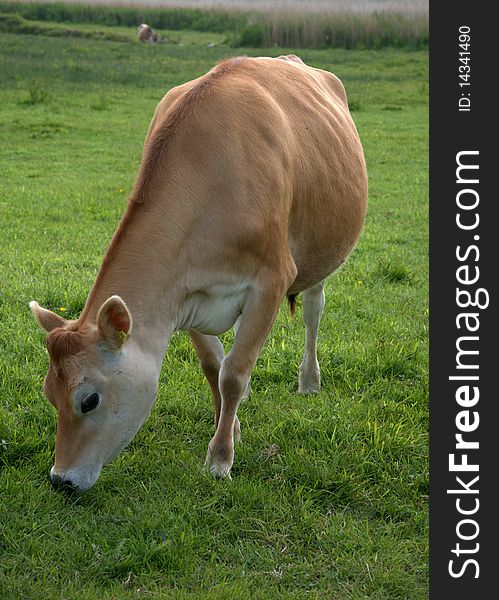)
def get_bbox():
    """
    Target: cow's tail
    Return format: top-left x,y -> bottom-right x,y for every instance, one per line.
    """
287,294 -> 298,316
